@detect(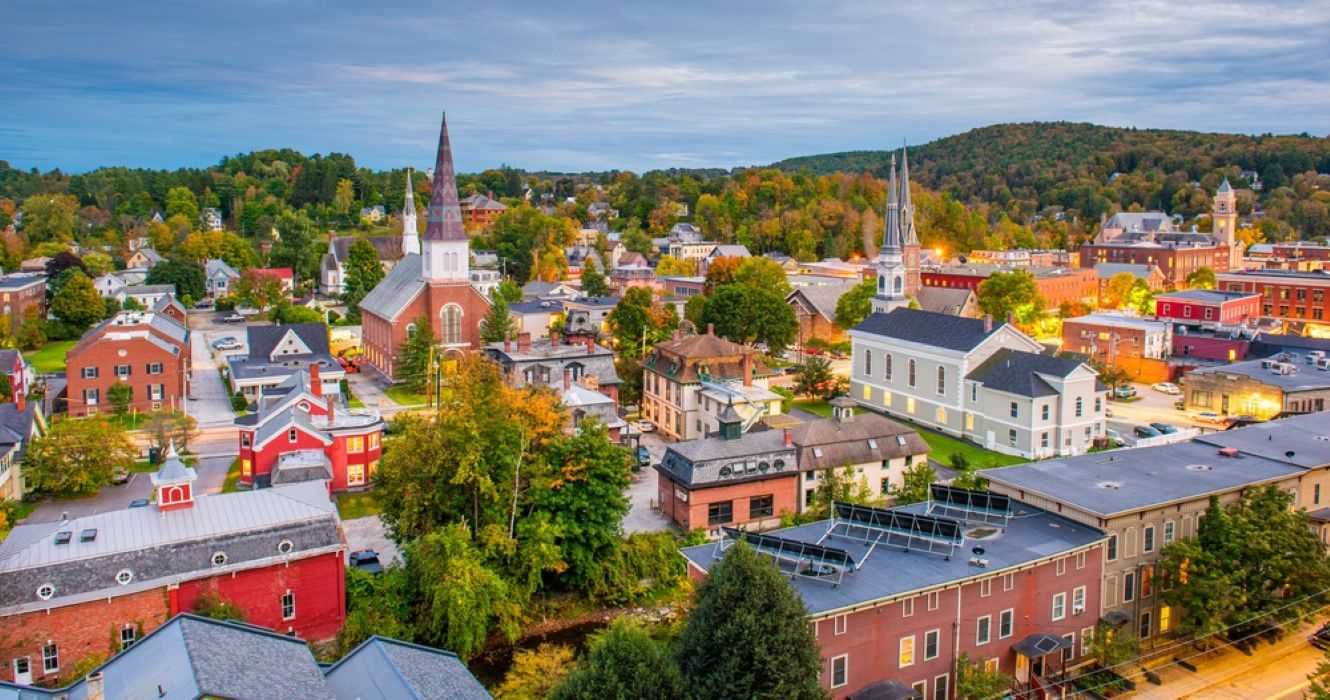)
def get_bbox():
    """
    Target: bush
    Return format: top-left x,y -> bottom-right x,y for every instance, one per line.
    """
214,296 -> 237,311
584,532 -> 687,605
230,391 -> 248,412
42,319 -> 82,342
192,590 -> 246,621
